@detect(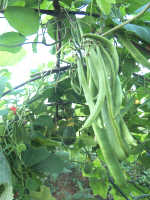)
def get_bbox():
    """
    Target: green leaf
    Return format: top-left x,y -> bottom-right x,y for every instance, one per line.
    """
60,0 -> 72,7
0,109 -> 9,116
124,24 -> 150,43
83,162 -> 93,175
0,32 -> 26,53
76,135 -> 96,148
30,185 -> 56,200
25,0 -> 37,7
25,177 -> 40,191
108,0 -> 116,3
0,48 -> 26,66
34,115 -> 54,129
0,151 -> 13,200
89,177 -> 108,198
77,16 -> 99,34
23,147 -> 50,167
116,182 -> 144,198
72,189 -> 93,199
135,2 -> 150,13
0,69 -> 11,78
96,0 -> 112,15
5,7 -> 40,36
126,0 -> 150,13
40,0 -> 53,9
138,152 -> 150,169
55,151 -> 69,160
32,153 -> 66,174
134,3 -> 150,21
8,0 -> 25,6
49,45 -> 56,55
